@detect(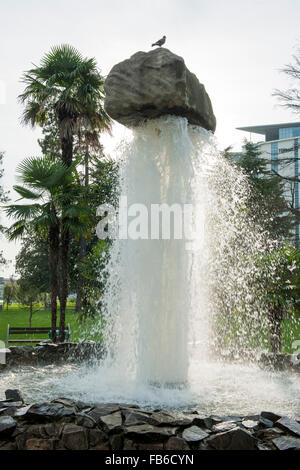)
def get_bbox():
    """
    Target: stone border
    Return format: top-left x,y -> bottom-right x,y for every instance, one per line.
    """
0,341 -> 104,369
1,343 -> 299,373
0,390 -> 299,450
